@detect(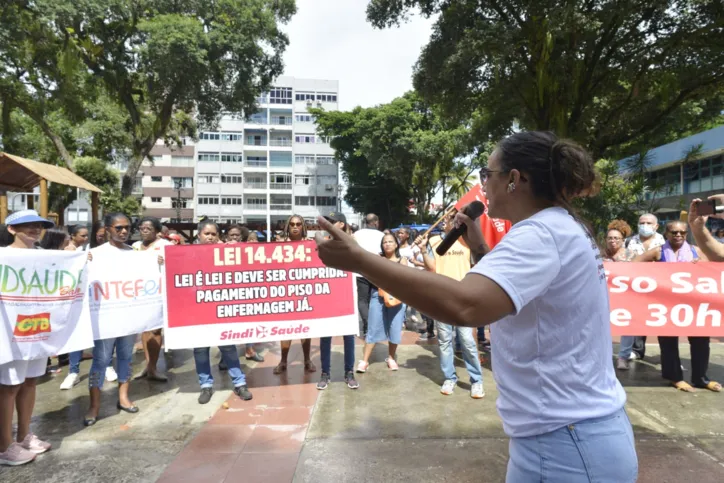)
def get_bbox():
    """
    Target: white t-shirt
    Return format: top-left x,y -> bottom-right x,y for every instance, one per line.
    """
354,229 -> 384,255
92,242 -> 133,253
132,239 -> 171,251
469,207 -> 626,438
